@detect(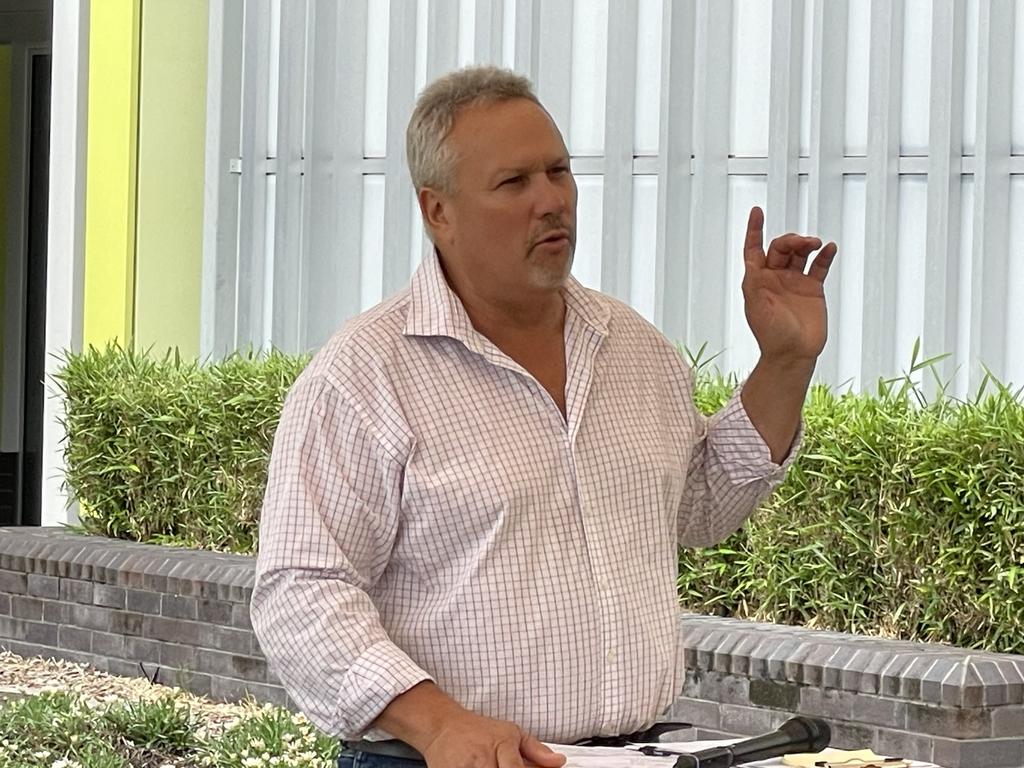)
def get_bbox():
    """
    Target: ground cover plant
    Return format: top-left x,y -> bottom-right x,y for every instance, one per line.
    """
0,668 -> 337,768
57,344 -> 1024,653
